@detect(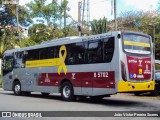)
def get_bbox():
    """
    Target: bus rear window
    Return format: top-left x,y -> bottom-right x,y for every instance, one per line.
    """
123,34 -> 151,54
